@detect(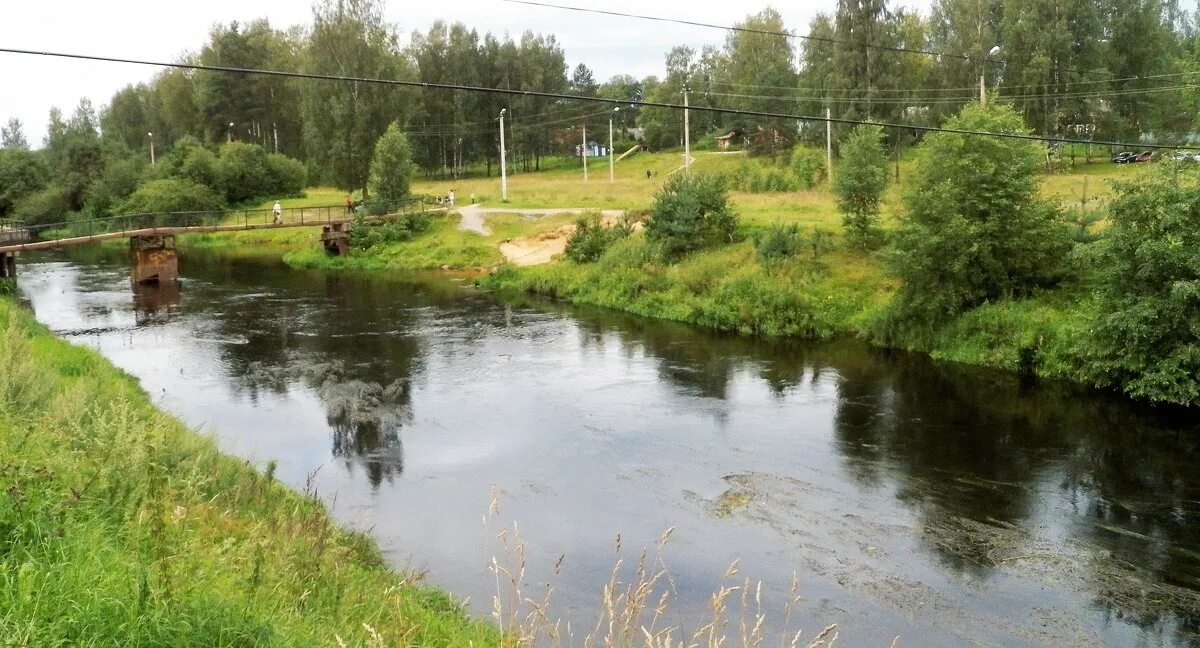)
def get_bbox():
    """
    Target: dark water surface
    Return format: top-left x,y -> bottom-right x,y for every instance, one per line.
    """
16,250 -> 1200,647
